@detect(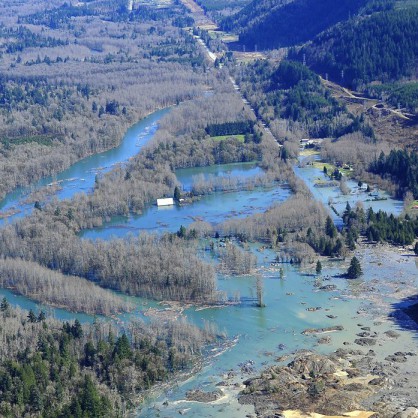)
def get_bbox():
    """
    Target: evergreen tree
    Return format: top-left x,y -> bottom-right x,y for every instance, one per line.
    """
114,334 -> 132,360
79,375 -> 107,416
28,309 -> 37,323
84,341 -> 96,367
177,225 -> 187,238
347,256 -> 362,279
325,216 -> 337,238
174,186 -> 181,202
71,319 -> 83,339
316,260 -> 322,275
37,310 -> 46,322
0,297 -> 10,312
